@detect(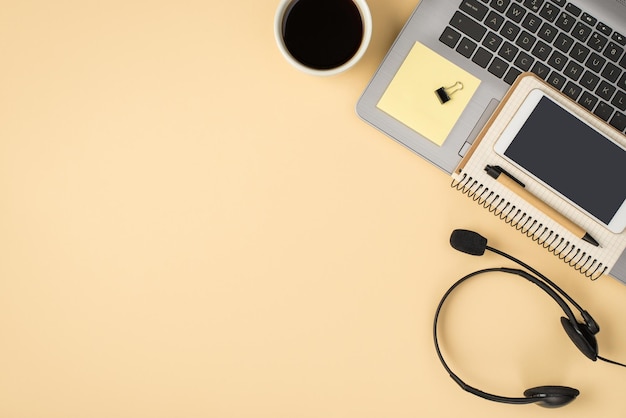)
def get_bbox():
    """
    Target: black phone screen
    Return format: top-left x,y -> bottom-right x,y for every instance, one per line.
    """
503,96 -> 626,224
